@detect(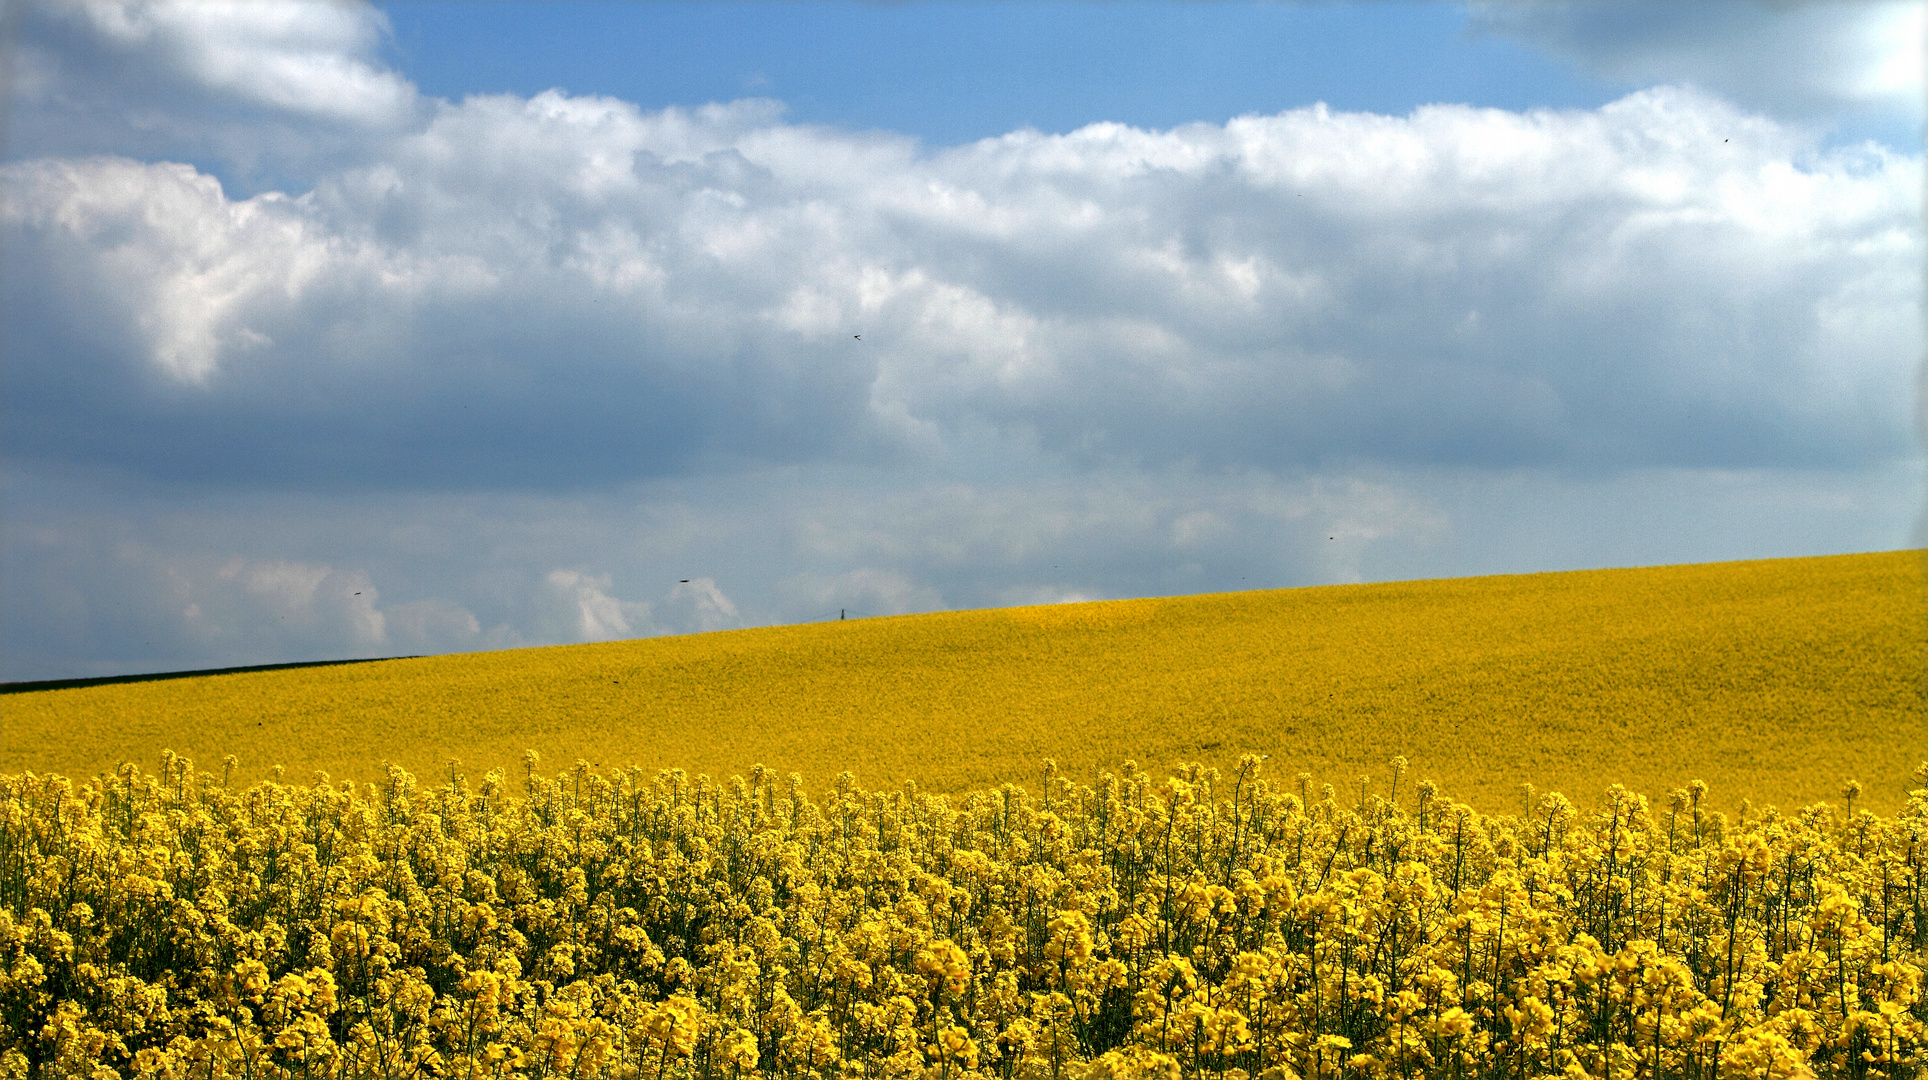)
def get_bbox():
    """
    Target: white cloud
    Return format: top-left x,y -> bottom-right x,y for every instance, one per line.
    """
533,570 -> 742,642
177,556 -> 380,654
544,569 -> 651,642
0,157 -> 324,382
665,577 -> 741,634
